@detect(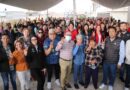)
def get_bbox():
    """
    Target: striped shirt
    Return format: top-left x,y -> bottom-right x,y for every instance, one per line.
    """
56,40 -> 74,61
